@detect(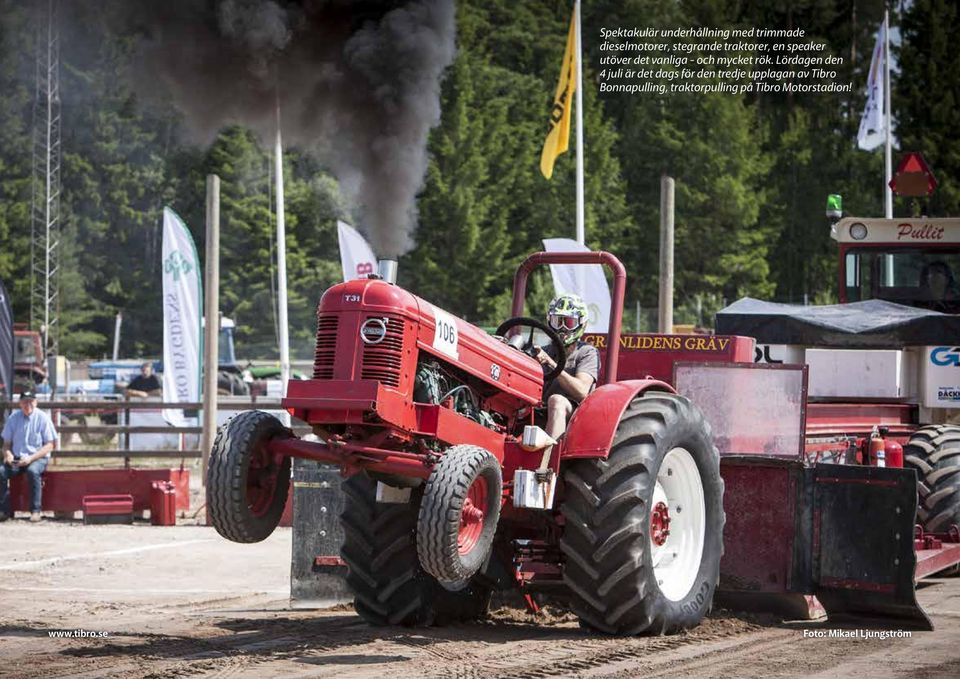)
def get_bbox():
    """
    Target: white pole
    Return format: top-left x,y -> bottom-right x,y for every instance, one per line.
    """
112,312 -> 122,361
201,175 -> 220,489
275,102 -> 291,392
883,8 -> 893,219
574,0 -> 585,245
658,175 -> 675,334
